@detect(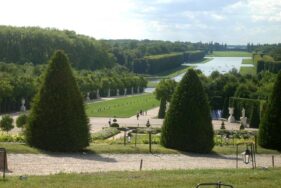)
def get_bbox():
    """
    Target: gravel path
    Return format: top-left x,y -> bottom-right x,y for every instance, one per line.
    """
6,153 -> 281,176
